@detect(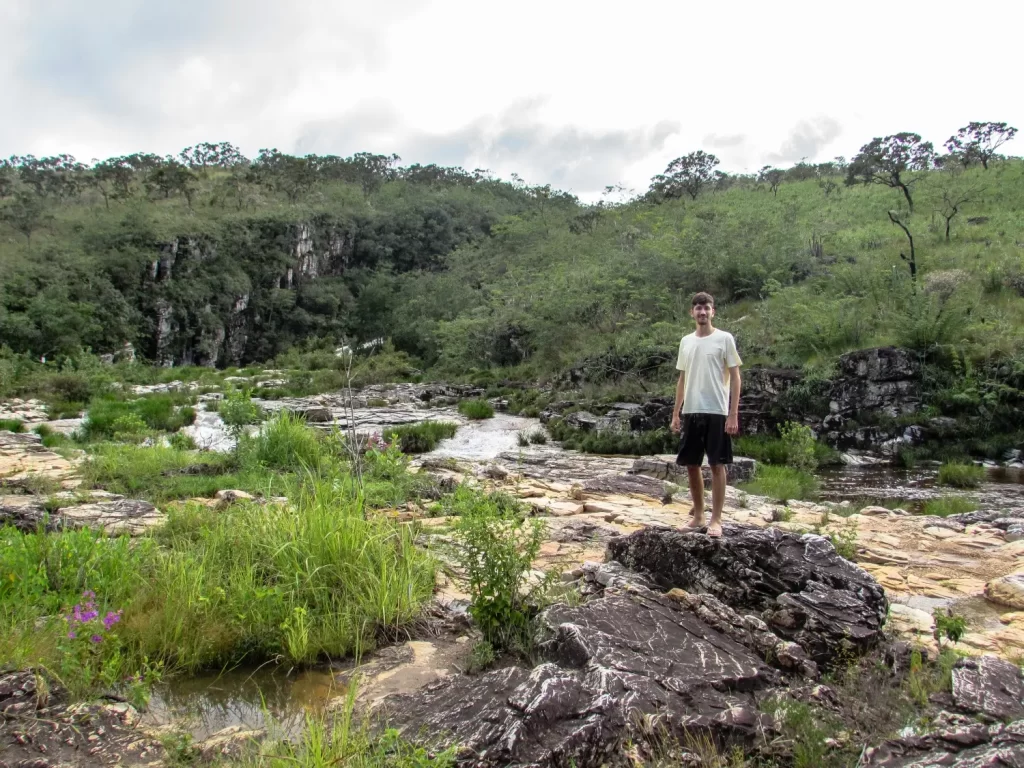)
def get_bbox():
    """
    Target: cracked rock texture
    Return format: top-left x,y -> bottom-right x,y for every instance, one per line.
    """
608,525 -> 888,665
951,655 -> 1024,721
861,721 -> 1024,767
